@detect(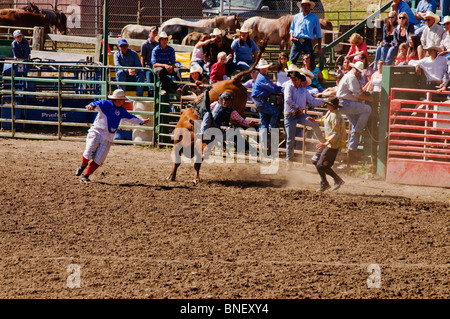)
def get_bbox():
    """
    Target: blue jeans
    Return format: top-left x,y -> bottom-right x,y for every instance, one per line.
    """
442,0 -> 450,19
145,69 -> 155,96
374,45 -> 390,70
385,46 -> 399,65
116,69 -> 145,97
339,99 -> 372,151
254,98 -> 281,149
289,40 -> 314,65
234,59 -> 253,72
284,112 -> 324,161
